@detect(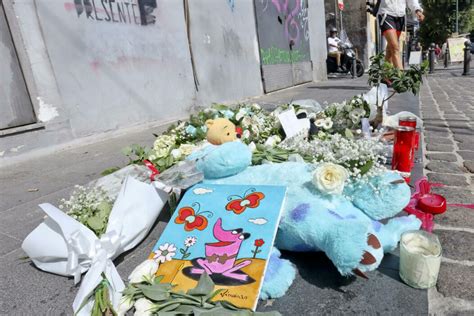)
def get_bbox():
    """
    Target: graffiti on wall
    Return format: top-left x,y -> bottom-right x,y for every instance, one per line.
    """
260,0 -> 309,43
67,0 -> 157,25
260,47 -> 307,65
